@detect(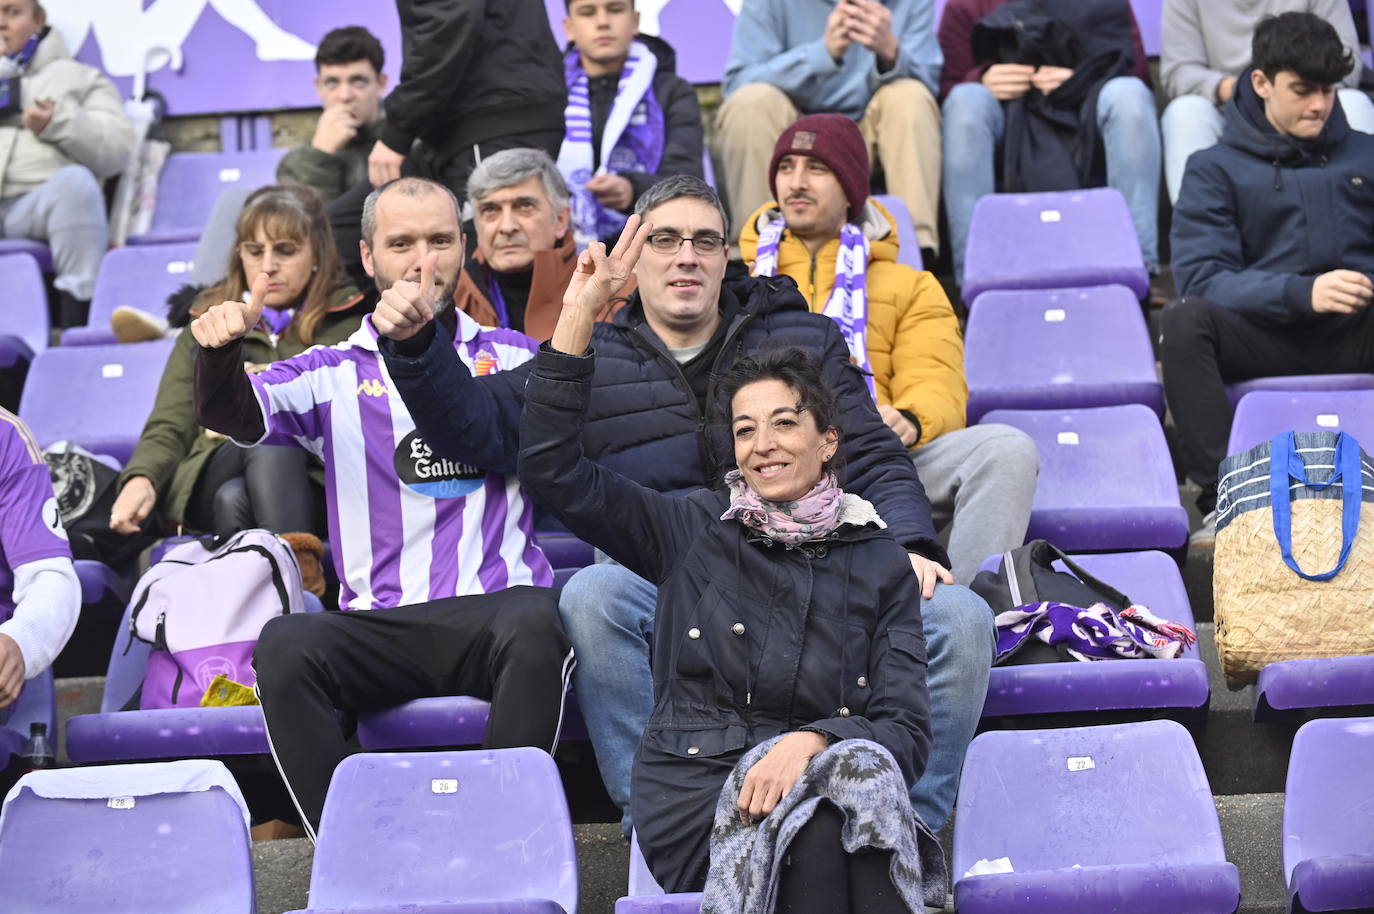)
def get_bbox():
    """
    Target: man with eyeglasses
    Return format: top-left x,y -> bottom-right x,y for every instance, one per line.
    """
374,173 -> 994,842
277,27 -> 389,205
